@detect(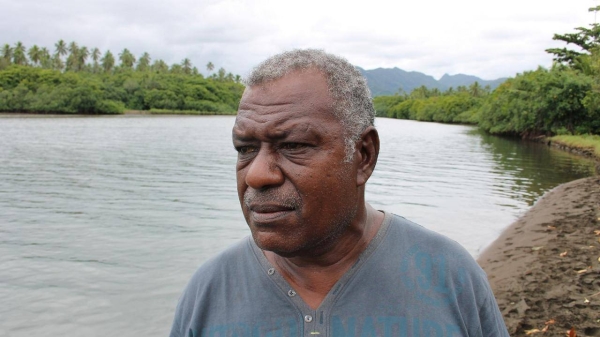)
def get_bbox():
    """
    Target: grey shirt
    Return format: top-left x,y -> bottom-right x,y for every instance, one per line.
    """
170,212 -> 509,337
